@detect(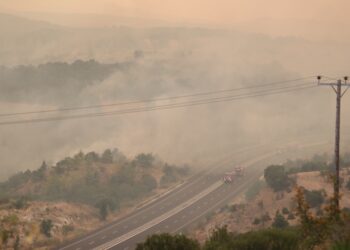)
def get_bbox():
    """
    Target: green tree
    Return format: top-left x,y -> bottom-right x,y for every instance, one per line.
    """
101,149 -> 113,164
140,174 -> 157,192
31,161 -> 47,182
204,226 -> 233,250
40,219 -> 53,237
264,165 -> 291,192
134,154 -> 154,168
136,233 -> 200,250
85,151 -> 100,163
99,202 -> 108,220
73,151 -> 85,163
272,211 -> 289,229
96,198 -> 117,220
